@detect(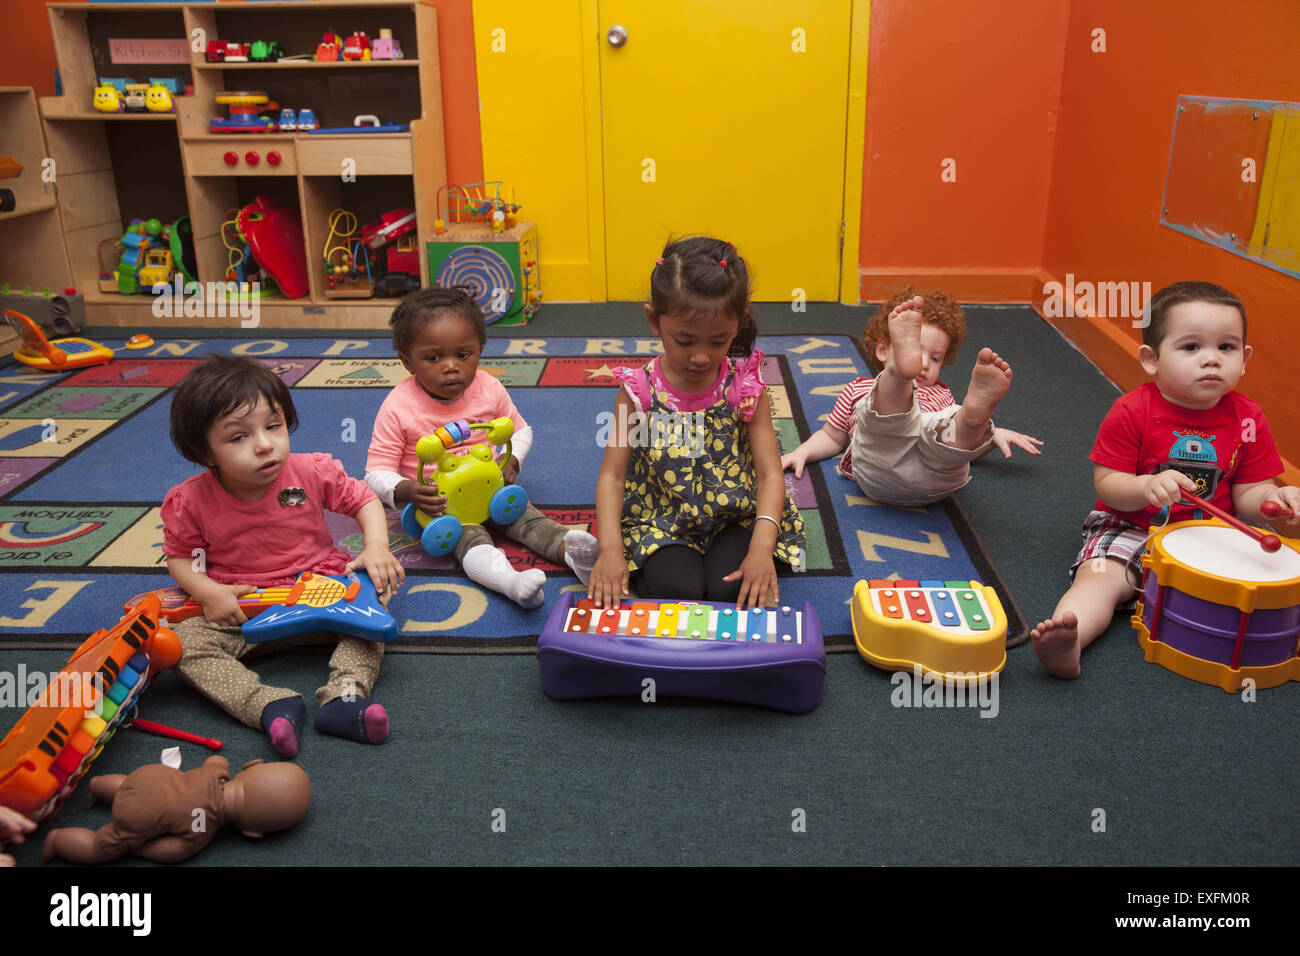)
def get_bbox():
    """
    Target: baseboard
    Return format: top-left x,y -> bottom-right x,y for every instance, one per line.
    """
857,267 -> 1044,303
